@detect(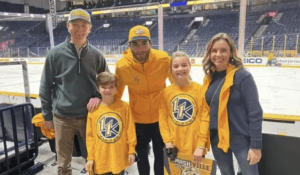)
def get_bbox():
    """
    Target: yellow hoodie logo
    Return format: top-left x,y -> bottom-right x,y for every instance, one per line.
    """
135,28 -> 145,35
170,94 -> 196,126
96,112 -> 123,143
134,76 -> 139,82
